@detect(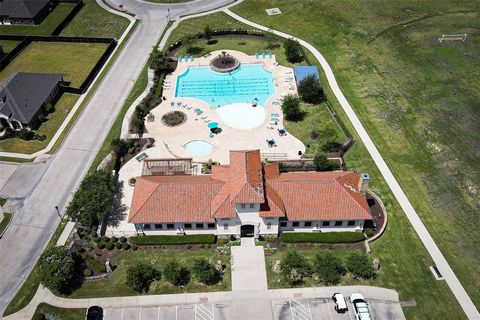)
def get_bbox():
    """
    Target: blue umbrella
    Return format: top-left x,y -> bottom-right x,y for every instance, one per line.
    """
207,122 -> 218,129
